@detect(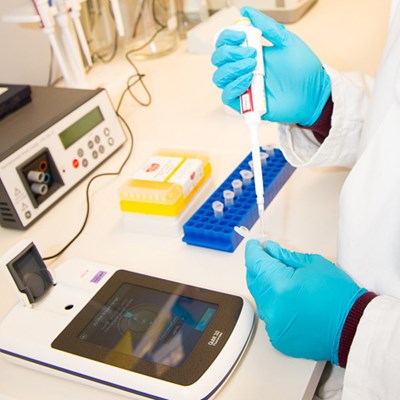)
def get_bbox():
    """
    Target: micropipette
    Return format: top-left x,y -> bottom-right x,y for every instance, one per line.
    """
109,0 -> 125,37
69,0 -> 93,67
232,17 -> 267,236
54,0 -> 86,85
32,0 -> 75,87
249,125 -> 266,235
